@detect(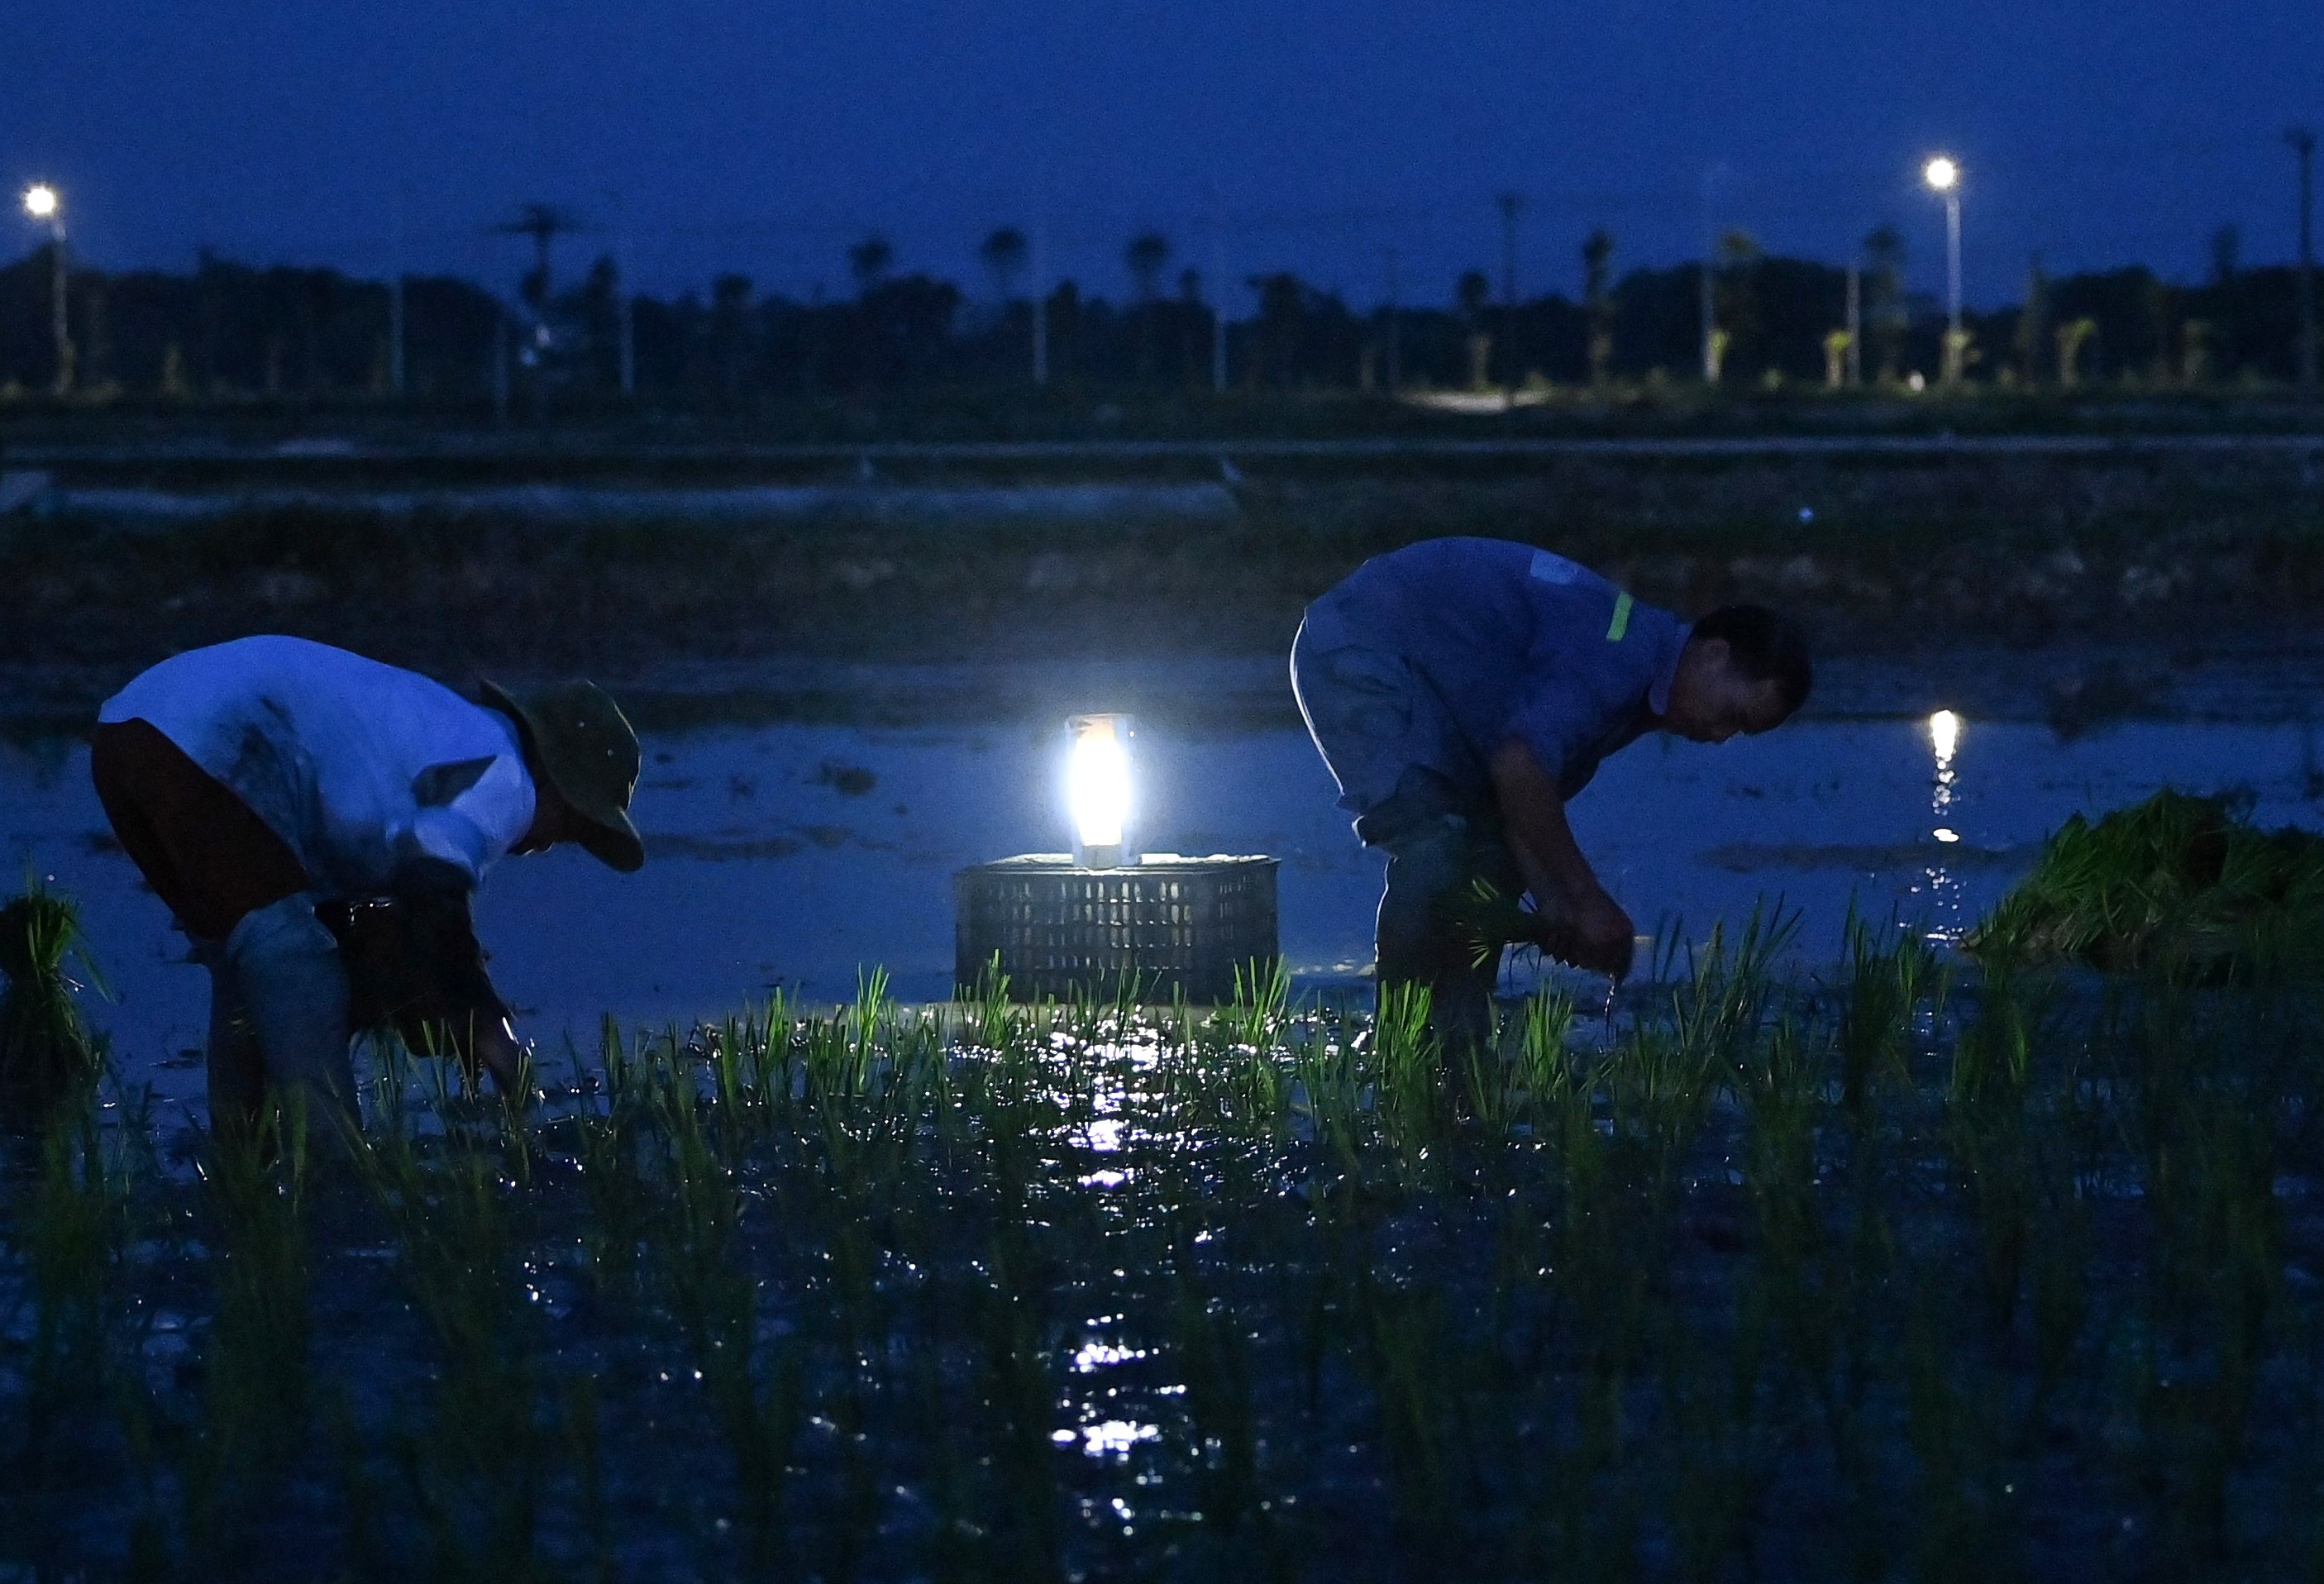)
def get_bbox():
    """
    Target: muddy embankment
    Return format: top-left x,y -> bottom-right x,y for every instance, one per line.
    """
2,447 -> 2322,726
